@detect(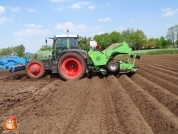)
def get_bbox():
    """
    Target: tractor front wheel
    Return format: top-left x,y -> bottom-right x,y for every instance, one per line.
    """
26,60 -> 45,78
58,52 -> 86,80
